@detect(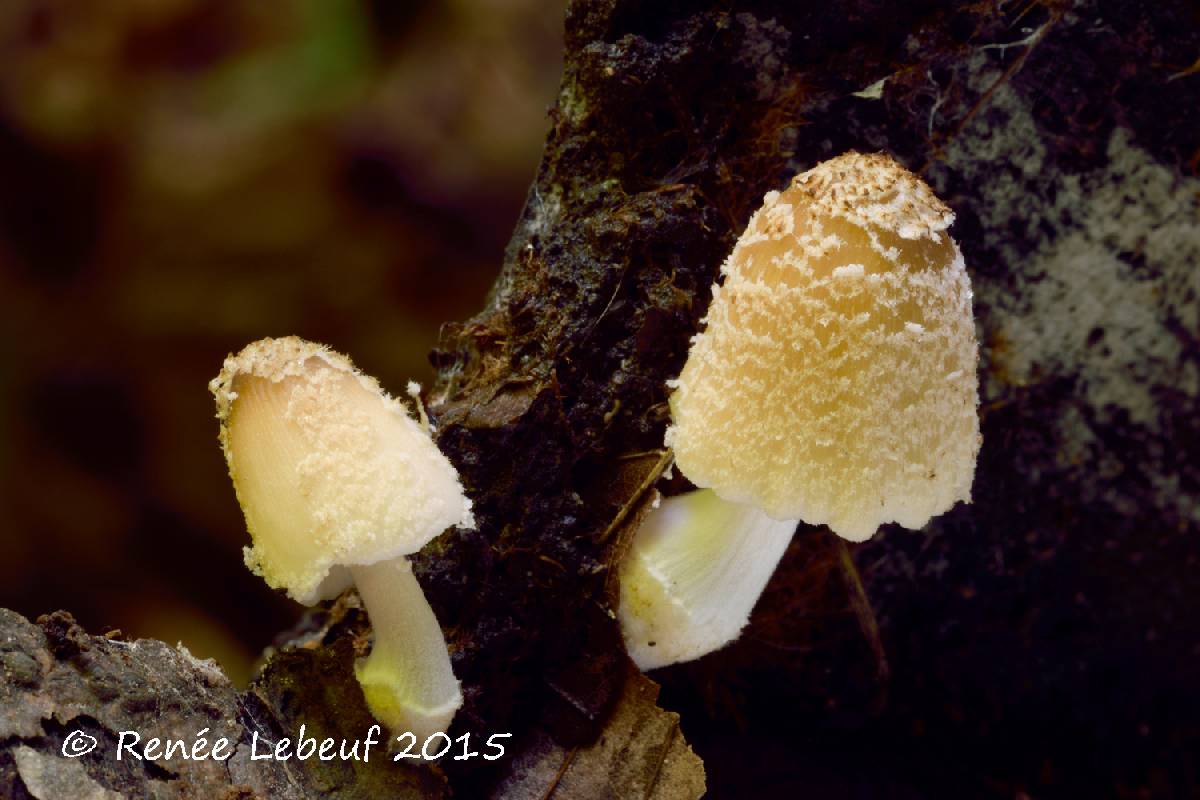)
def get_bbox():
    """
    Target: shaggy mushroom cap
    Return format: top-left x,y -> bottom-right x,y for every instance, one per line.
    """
666,152 -> 980,540
210,336 -> 474,605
